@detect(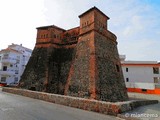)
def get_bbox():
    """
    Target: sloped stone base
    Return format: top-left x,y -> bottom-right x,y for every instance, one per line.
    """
2,87 -> 158,116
